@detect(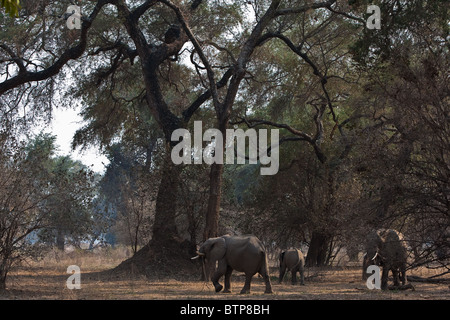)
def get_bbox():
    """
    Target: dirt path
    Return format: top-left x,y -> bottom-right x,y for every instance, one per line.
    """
2,265 -> 449,300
